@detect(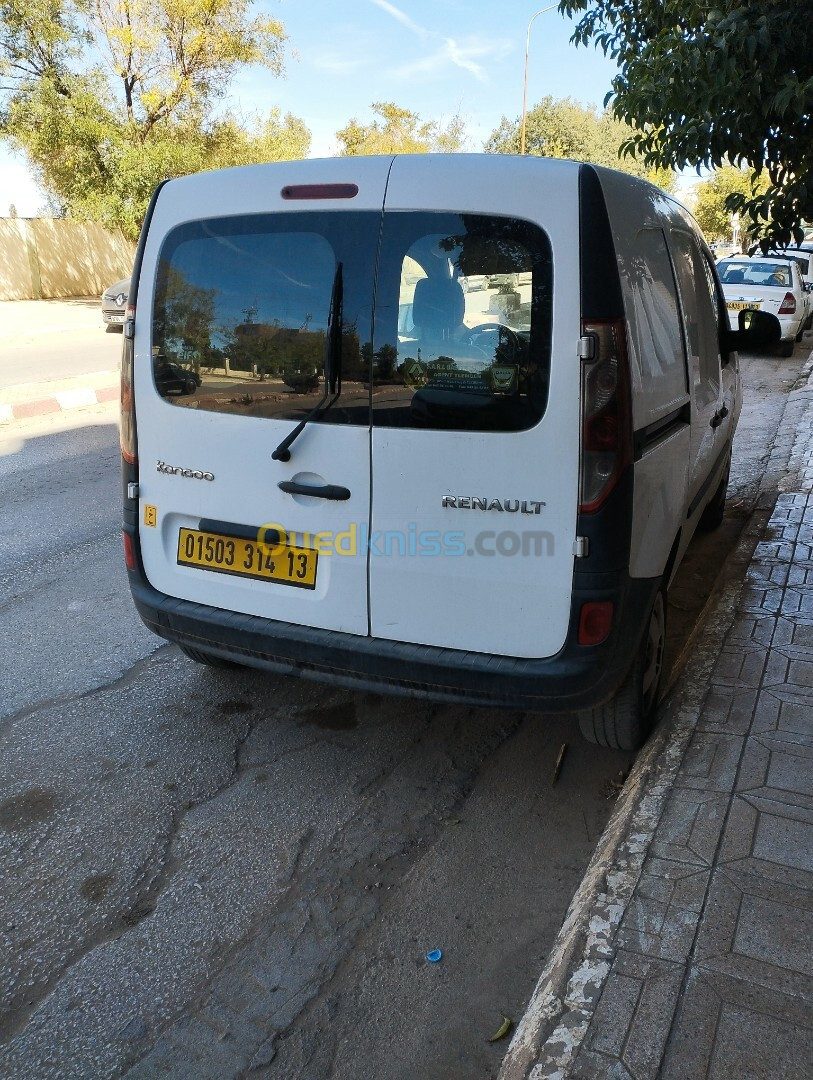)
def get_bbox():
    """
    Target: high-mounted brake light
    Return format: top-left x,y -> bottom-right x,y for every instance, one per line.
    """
281,183 -> 359,201
778,292 -> 796,315
579,319 -> 632,514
